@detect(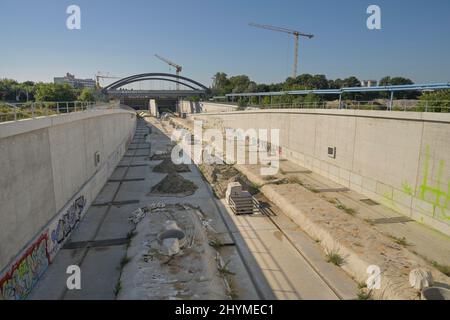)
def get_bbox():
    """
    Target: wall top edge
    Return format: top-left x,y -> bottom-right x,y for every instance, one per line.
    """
0,108 -> 136,140
191,108 -> 450,123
